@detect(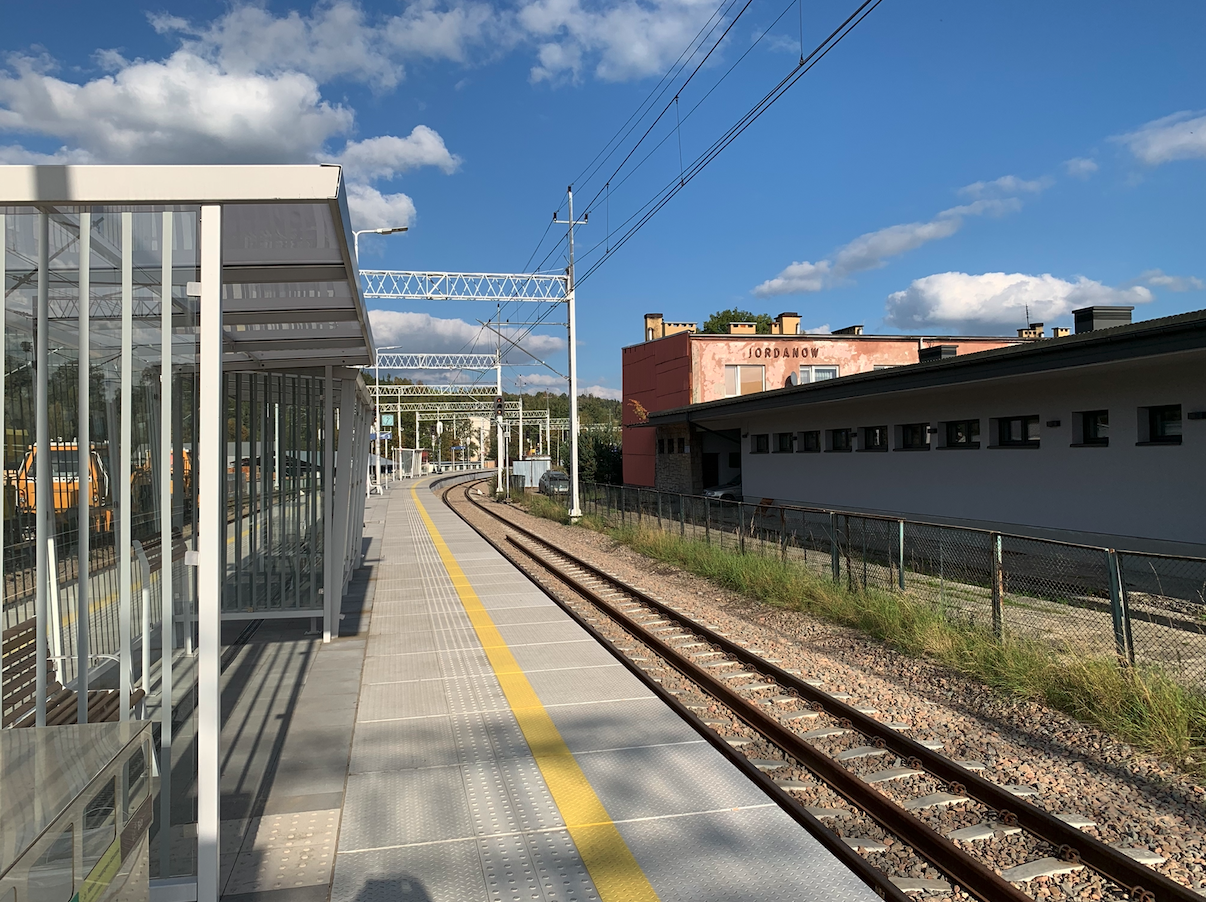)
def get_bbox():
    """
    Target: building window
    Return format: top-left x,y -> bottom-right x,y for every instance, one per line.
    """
943,419 -> 980,449
677,437 -> 686,454
1076,410 -> 1109,446
899,423 -> 929,450
860,426 -> 888,452
656,439 -> 665,454
774,432 -> 794,453
751,434 -> 769,454
797,430 -> 821,453
996,415 -> 1040,447
1143,405 -> 1182,445
827,428 -> 853,452
728,451 -> 741,468
725,365 -> 765,397
799,365 -> 839,383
